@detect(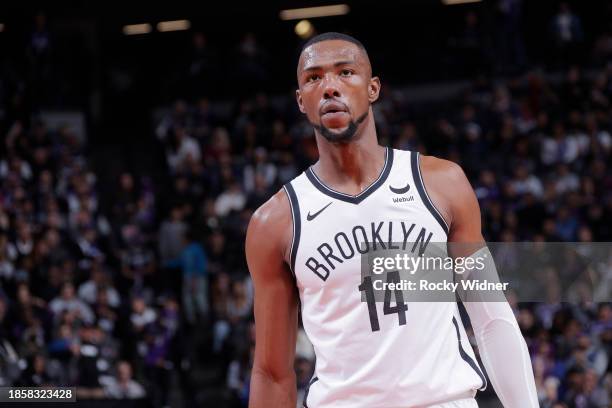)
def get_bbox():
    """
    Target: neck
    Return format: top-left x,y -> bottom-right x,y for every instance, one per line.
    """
313,113 -> 385,194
